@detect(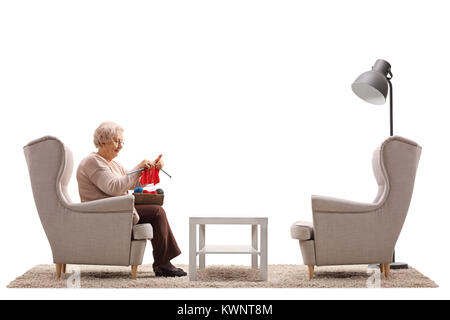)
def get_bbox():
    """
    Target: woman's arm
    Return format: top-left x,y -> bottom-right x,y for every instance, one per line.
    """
87,159 -> 141,196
